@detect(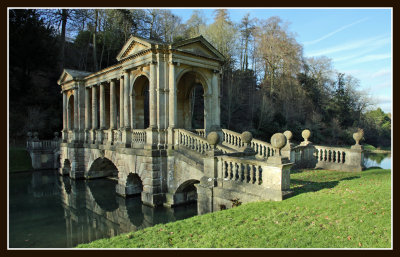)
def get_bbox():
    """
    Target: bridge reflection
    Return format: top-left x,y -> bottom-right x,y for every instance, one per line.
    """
55,176 -> 198,247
